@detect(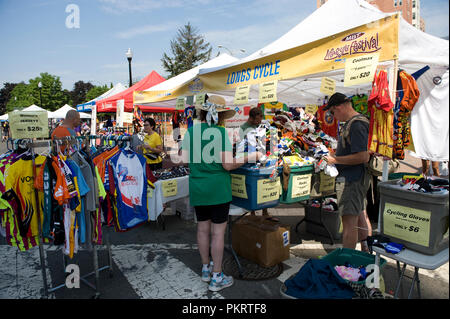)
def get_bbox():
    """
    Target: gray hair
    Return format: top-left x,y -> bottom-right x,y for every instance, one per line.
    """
65,109 -> 80,120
